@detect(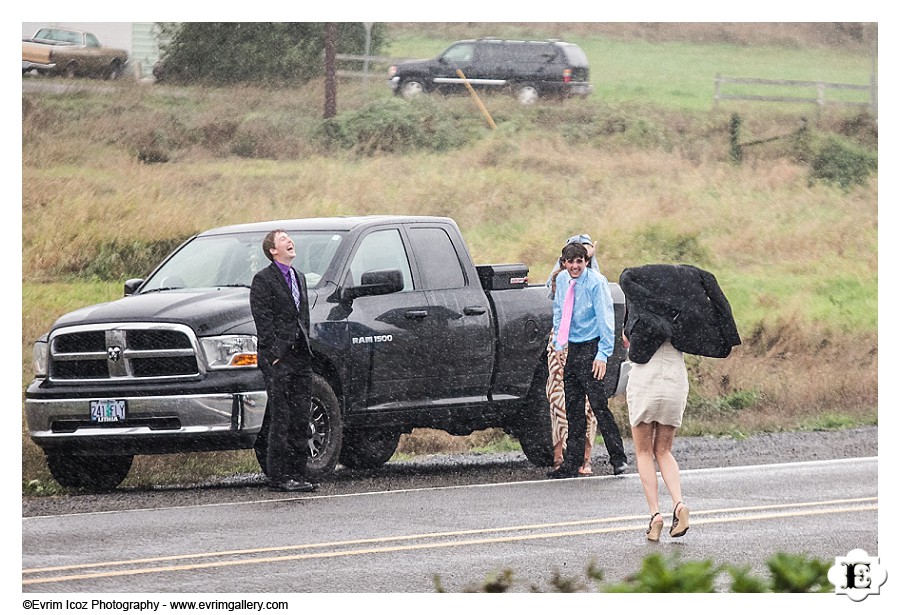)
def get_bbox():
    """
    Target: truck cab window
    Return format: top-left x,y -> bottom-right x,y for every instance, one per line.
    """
408,227 -> 466,290
348,229 -> 413,291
